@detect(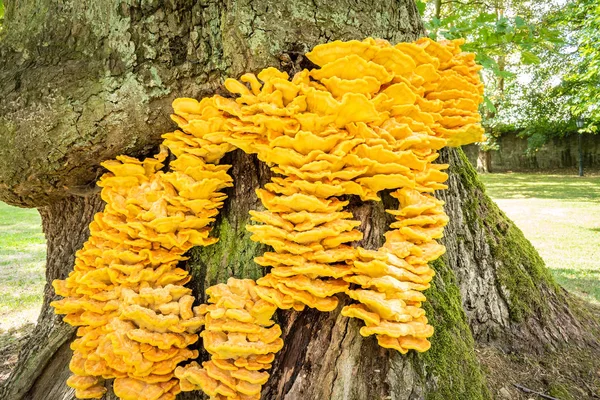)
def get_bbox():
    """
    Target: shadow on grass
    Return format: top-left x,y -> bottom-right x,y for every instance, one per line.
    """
552,268 -> 600,303
481,174 -> 600,201
0,291 -> 44,314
